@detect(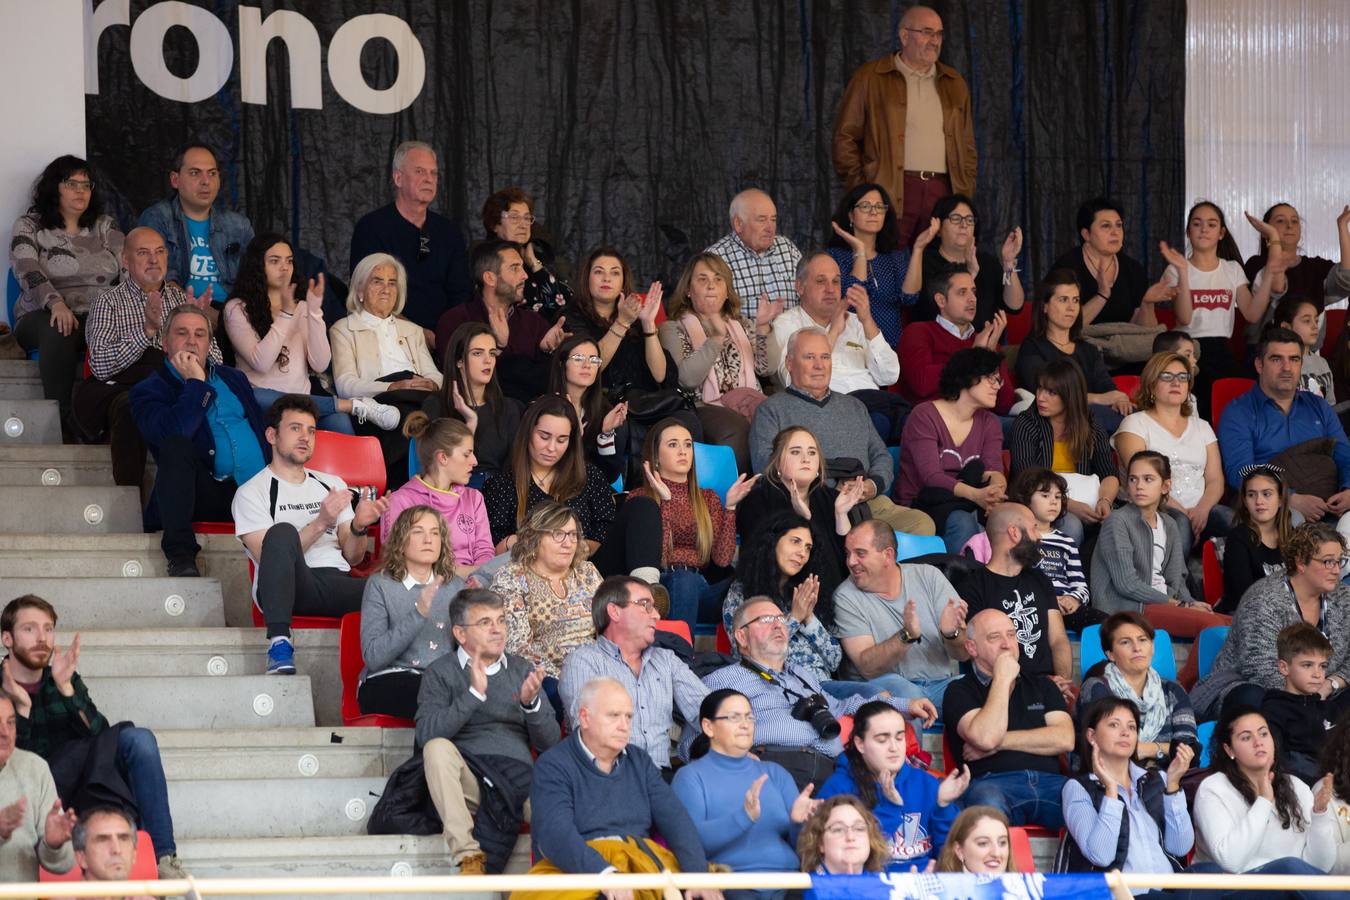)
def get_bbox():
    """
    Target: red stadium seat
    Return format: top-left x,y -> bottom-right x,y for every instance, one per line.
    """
654,619 -> 692,644
1008,826 -> 1037,873
41,829 -> 157,881
1154,306 -> 1176,330
1202,539 -> 1223,608
1112,374 -> 1140,398
1005,306 -> 1033,347
716,623 -> 732,654
339,612 -> 413,728
1211,377 -> 1254,429
837,714 -> 854,746
192,521 -> 235,535
1324,308 -> 1347,359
